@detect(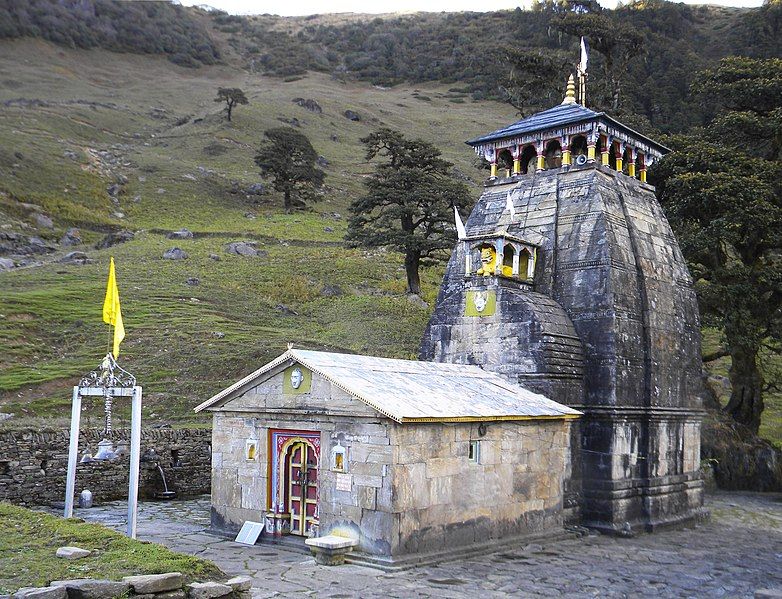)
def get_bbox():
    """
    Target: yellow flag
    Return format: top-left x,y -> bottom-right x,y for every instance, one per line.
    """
102,257 -> 126,358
